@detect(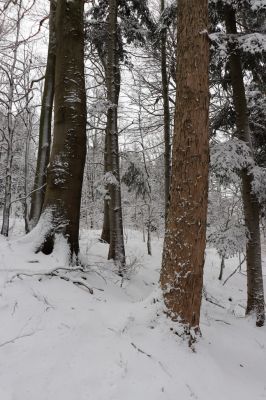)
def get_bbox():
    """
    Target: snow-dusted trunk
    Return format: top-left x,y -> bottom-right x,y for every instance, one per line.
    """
24,117 -> 31,233
161,0 -> 171,219
29,0 -> 56,230
1,1 -> 22,236
224,6 -> 265,327
160,0 -> 209,337
105,0 -> 125,273
101,133 -> 111,243
1,150 -> 12,236
40,0 -> 87,258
